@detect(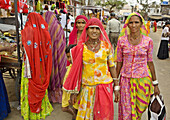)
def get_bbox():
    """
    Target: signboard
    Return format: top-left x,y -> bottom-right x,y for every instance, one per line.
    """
123,12 -> 130,16
162,1 -> 169,5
